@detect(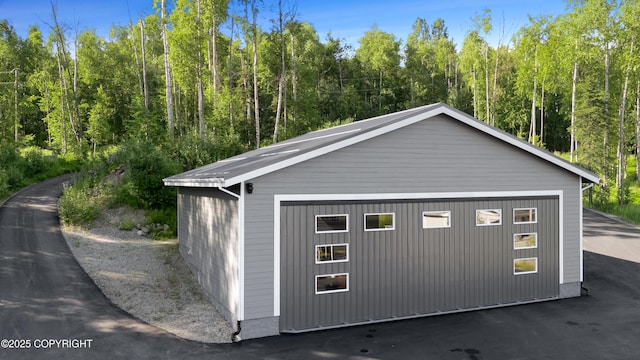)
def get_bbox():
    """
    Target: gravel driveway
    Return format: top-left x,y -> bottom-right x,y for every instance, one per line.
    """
61,207 -> 234,344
